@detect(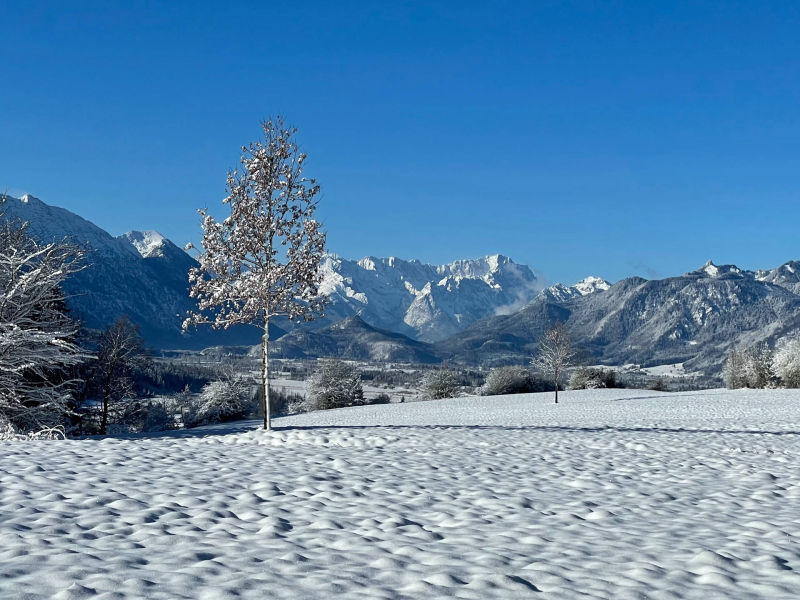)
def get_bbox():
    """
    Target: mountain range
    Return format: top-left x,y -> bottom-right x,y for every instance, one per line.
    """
317,253 -> 545,342
0,194 -> 566,349
3,193 -> 799,375
438,260 -> 800,373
